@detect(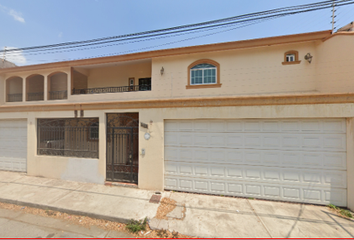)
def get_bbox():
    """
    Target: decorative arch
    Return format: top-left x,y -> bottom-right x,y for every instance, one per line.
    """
6,76 -> 23,102
47,72 -> 68,100
26,74 -> 44,101
48,71 -> 68,78
26,73 -> 44,80
187,59 -> 221,89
